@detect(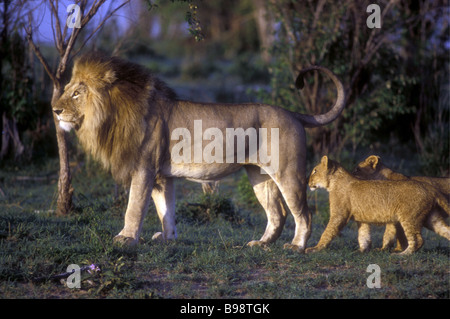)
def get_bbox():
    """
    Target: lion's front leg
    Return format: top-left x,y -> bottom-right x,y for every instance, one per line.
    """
151,177 -> 177,241
114,170 -> 154,246
306,213 -> 347,253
